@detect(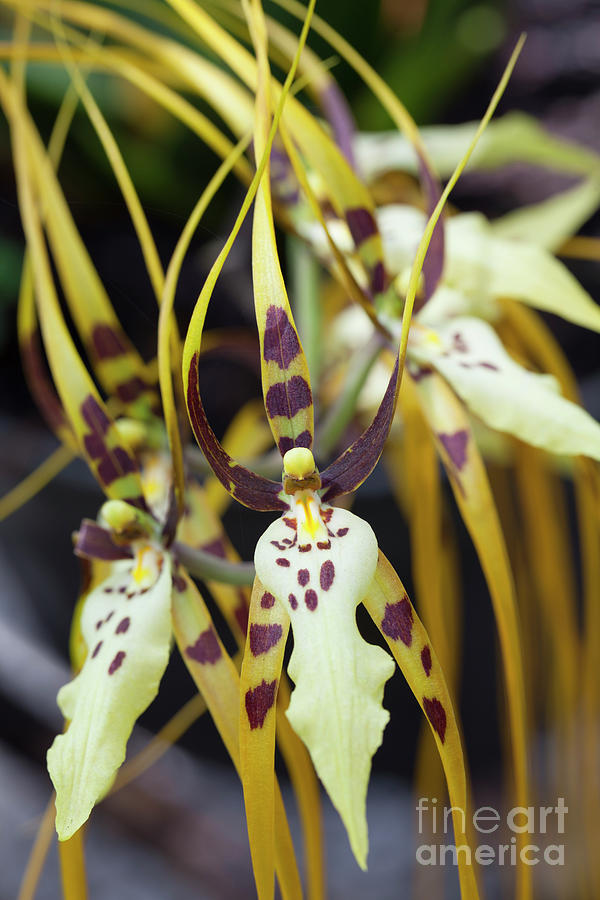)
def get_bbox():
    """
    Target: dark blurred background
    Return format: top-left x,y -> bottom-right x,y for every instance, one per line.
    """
1,0 -> 599,897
